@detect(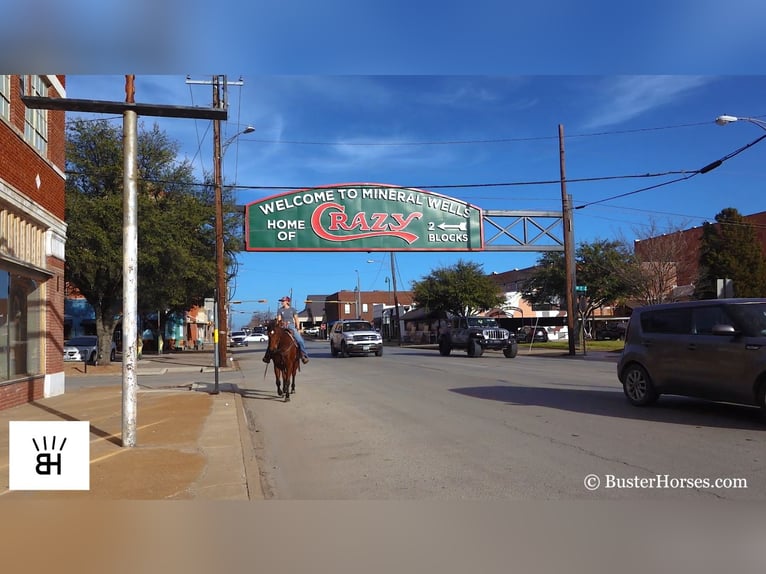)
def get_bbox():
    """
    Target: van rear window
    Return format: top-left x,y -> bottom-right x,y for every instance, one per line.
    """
640,308 -> 691,334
